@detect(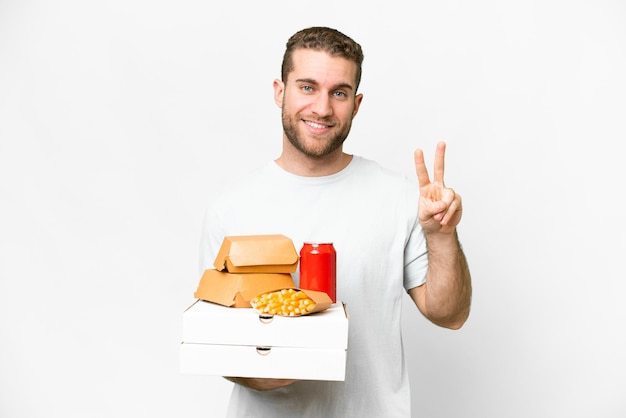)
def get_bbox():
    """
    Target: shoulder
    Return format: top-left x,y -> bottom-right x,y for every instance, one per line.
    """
351,156 -> 418,191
